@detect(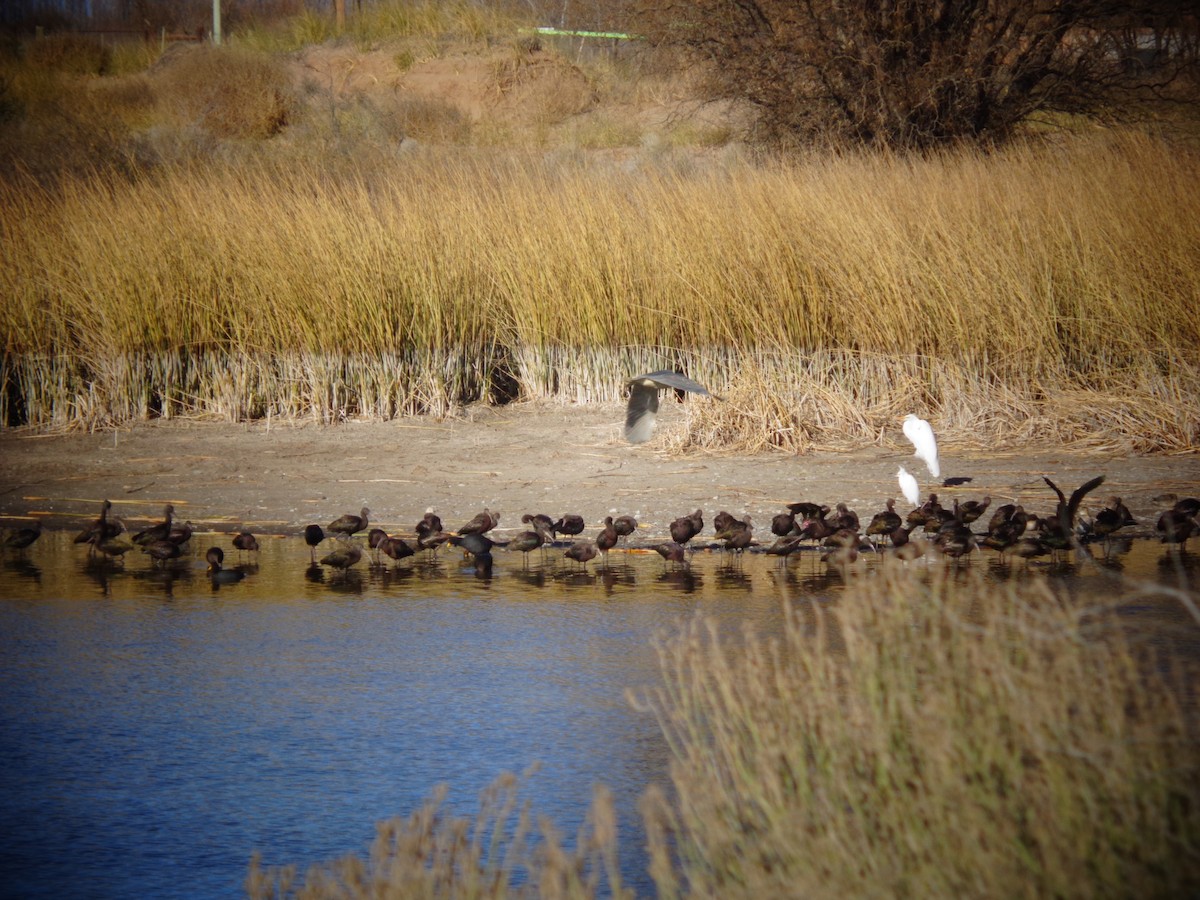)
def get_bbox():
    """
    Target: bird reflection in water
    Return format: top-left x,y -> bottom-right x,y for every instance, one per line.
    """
3,557 -> 42,583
